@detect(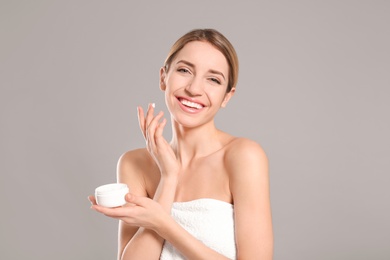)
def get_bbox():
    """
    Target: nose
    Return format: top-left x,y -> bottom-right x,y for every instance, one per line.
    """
185,76 -> 203,96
